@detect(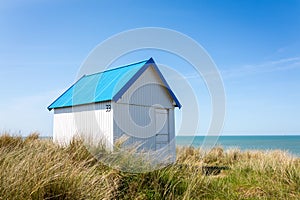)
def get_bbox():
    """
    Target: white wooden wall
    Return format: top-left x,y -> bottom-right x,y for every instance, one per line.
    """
113,66 -> 176,160
113,103 -> 157,150
53,101 -> 113,148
